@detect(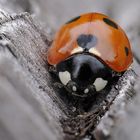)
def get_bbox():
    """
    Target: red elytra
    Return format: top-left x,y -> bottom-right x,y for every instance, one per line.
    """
47,13 -> 133,72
